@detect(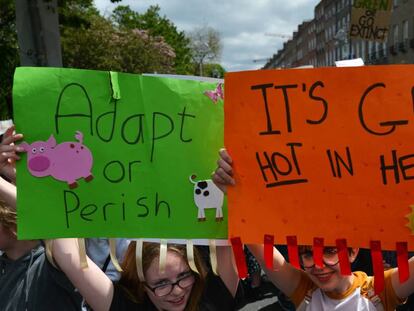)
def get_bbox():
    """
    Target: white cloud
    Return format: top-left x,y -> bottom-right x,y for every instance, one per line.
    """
94,0 -> 319,72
